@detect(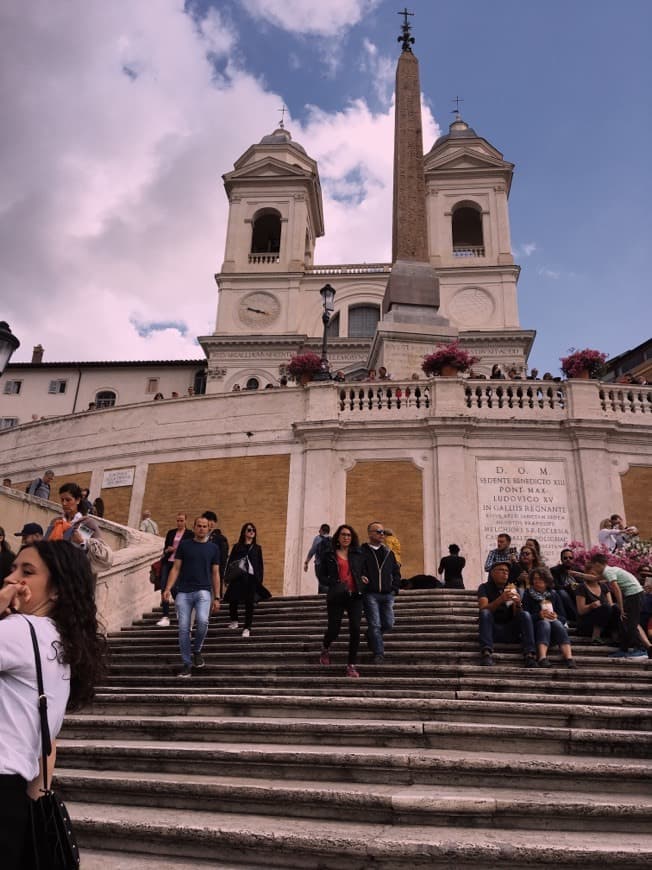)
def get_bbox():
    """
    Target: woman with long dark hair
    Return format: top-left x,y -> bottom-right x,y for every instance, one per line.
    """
224,522 -> 265,638
0,540 -> 106,869
0,526 -> 15,585
318,524 -> 364,678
